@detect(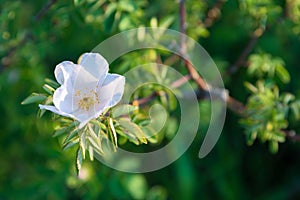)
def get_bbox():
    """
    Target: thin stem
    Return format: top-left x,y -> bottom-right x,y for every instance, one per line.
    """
283,130 -> 300,143
227,26 -> 265,75
171,74 -> 191,88
179,0 -> 246,114
34,0 -> 57,22
1,0 -> 57,71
